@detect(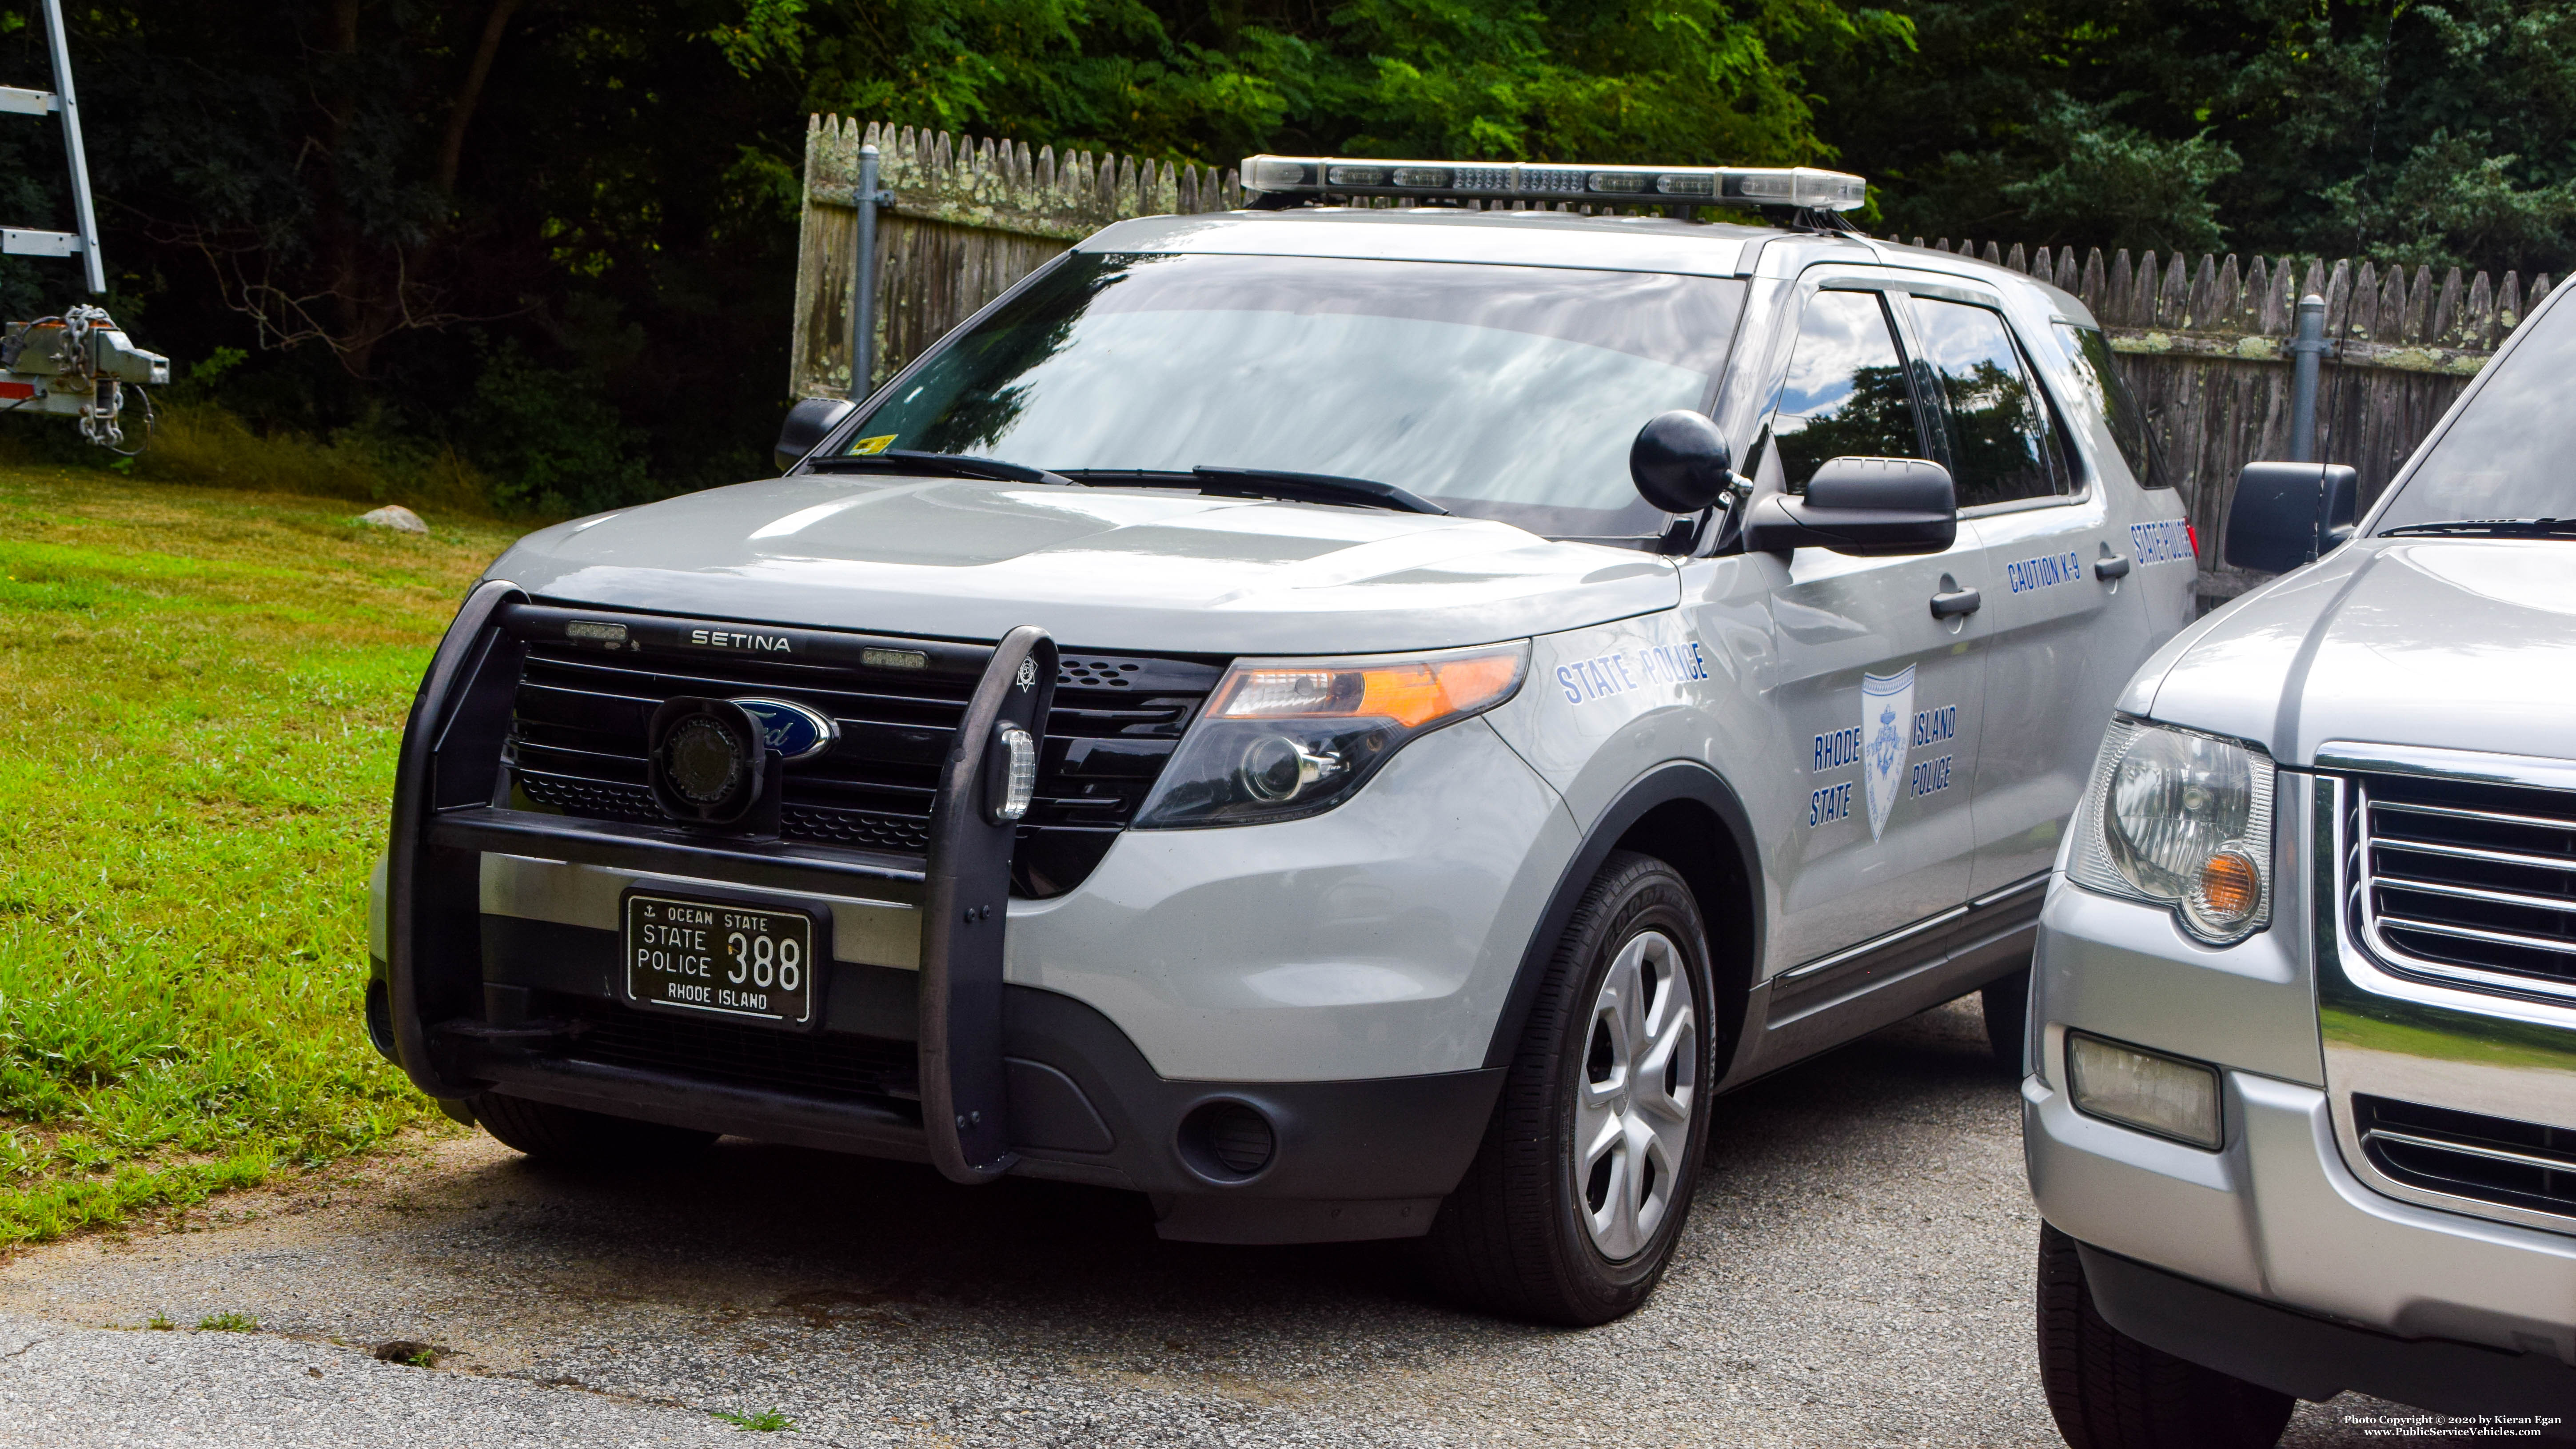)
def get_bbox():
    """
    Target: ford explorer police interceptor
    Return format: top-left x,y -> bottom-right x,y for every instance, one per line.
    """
368,156 -> 2195,1324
